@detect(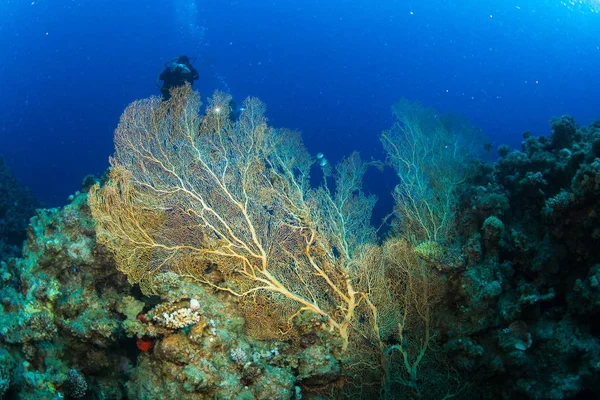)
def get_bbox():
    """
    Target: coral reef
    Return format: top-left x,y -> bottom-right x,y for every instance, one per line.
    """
0,187 -> 131,398
0,185 -> 344,399
446,117 -> 600,399
1,91 -> 600,400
